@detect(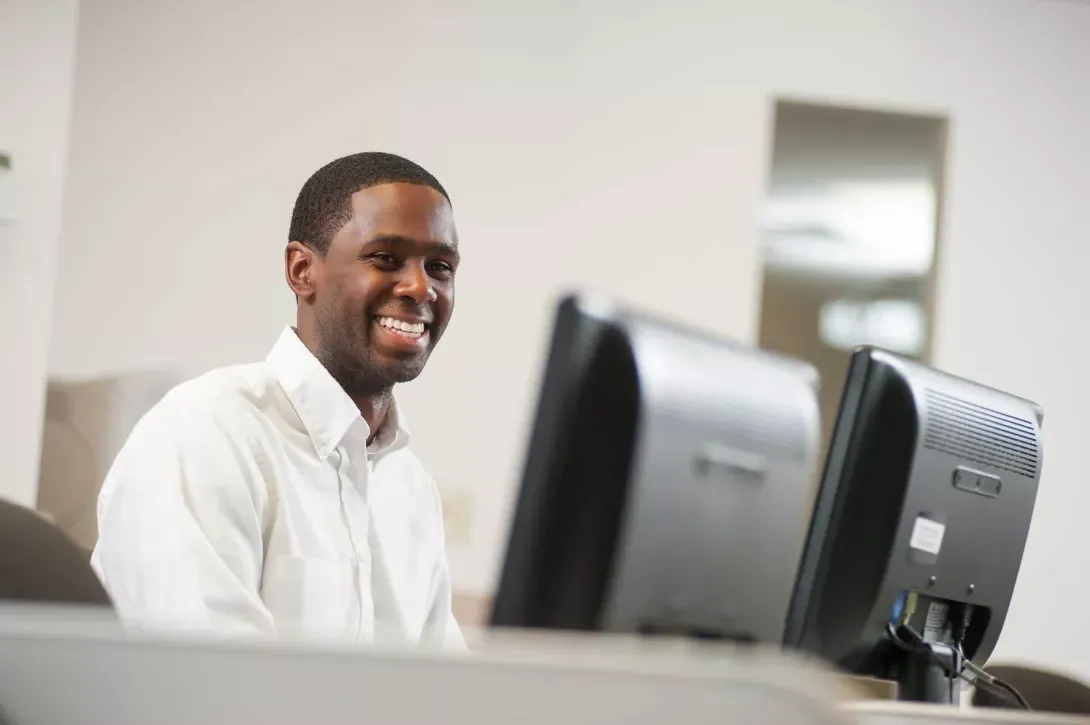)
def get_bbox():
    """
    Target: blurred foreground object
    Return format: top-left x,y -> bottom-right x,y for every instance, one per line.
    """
0,498 -> 112,608
0,607 -> 1075,725
492,292 -> 821,645
0,604 -> 853,725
